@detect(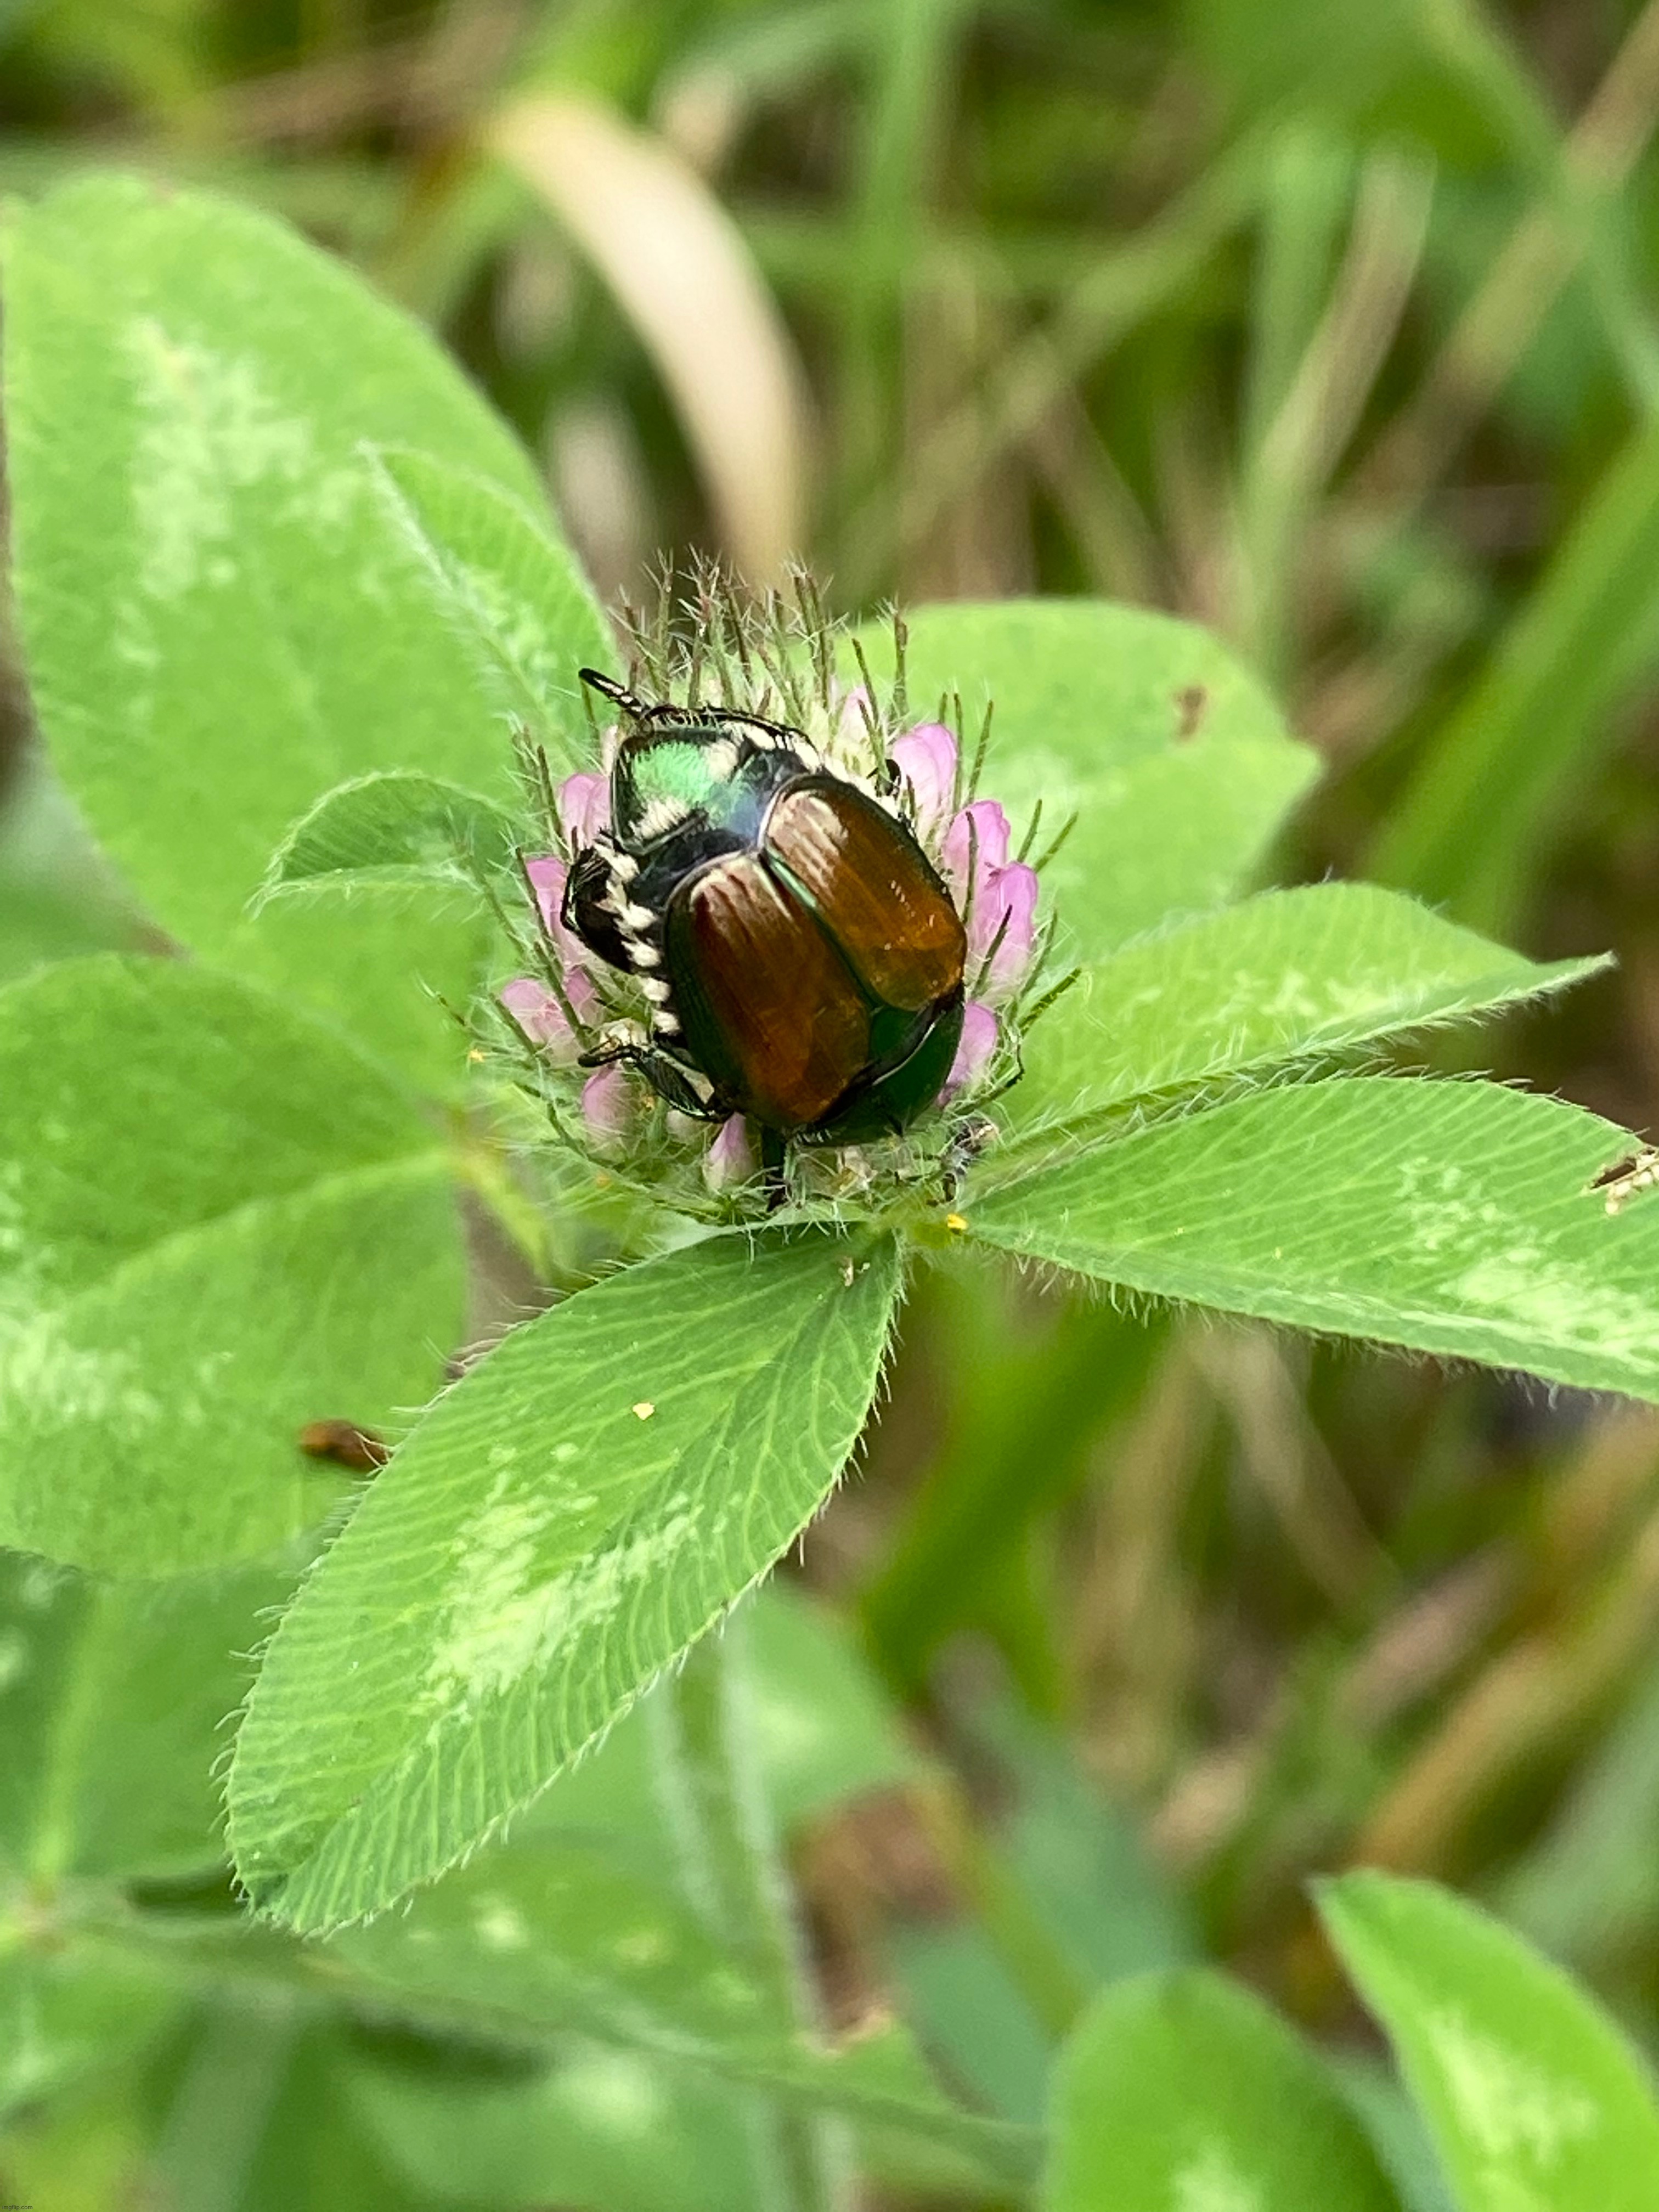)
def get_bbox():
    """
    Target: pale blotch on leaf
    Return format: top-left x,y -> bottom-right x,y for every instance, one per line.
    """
613,1925 -> 669,1968
556,2049 -> 669,2132
472,1895 -> 530,1951
125,320 -> 320,600
1171,2139 -> 1262,2212
1428,2008 -> 1598,2170
1454,1251 -> 1659,1365
1,1327 -> 162,1435
424,1480 -> 698,1711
